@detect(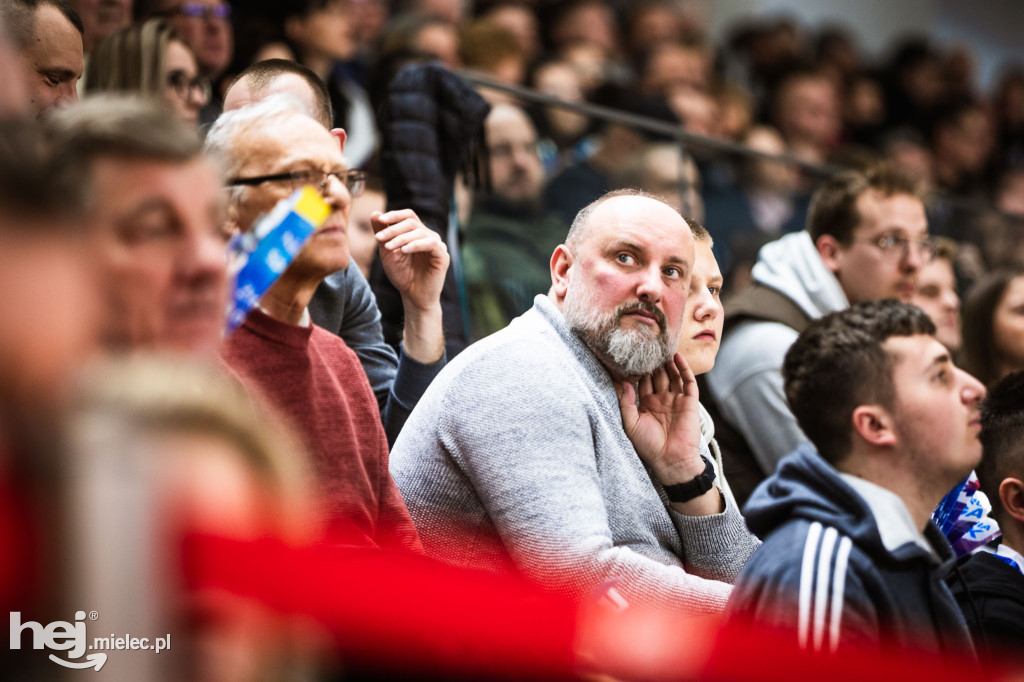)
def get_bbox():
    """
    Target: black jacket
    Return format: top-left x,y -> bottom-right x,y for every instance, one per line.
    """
949,550 -> 1024,666
371,62 -> 491,359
